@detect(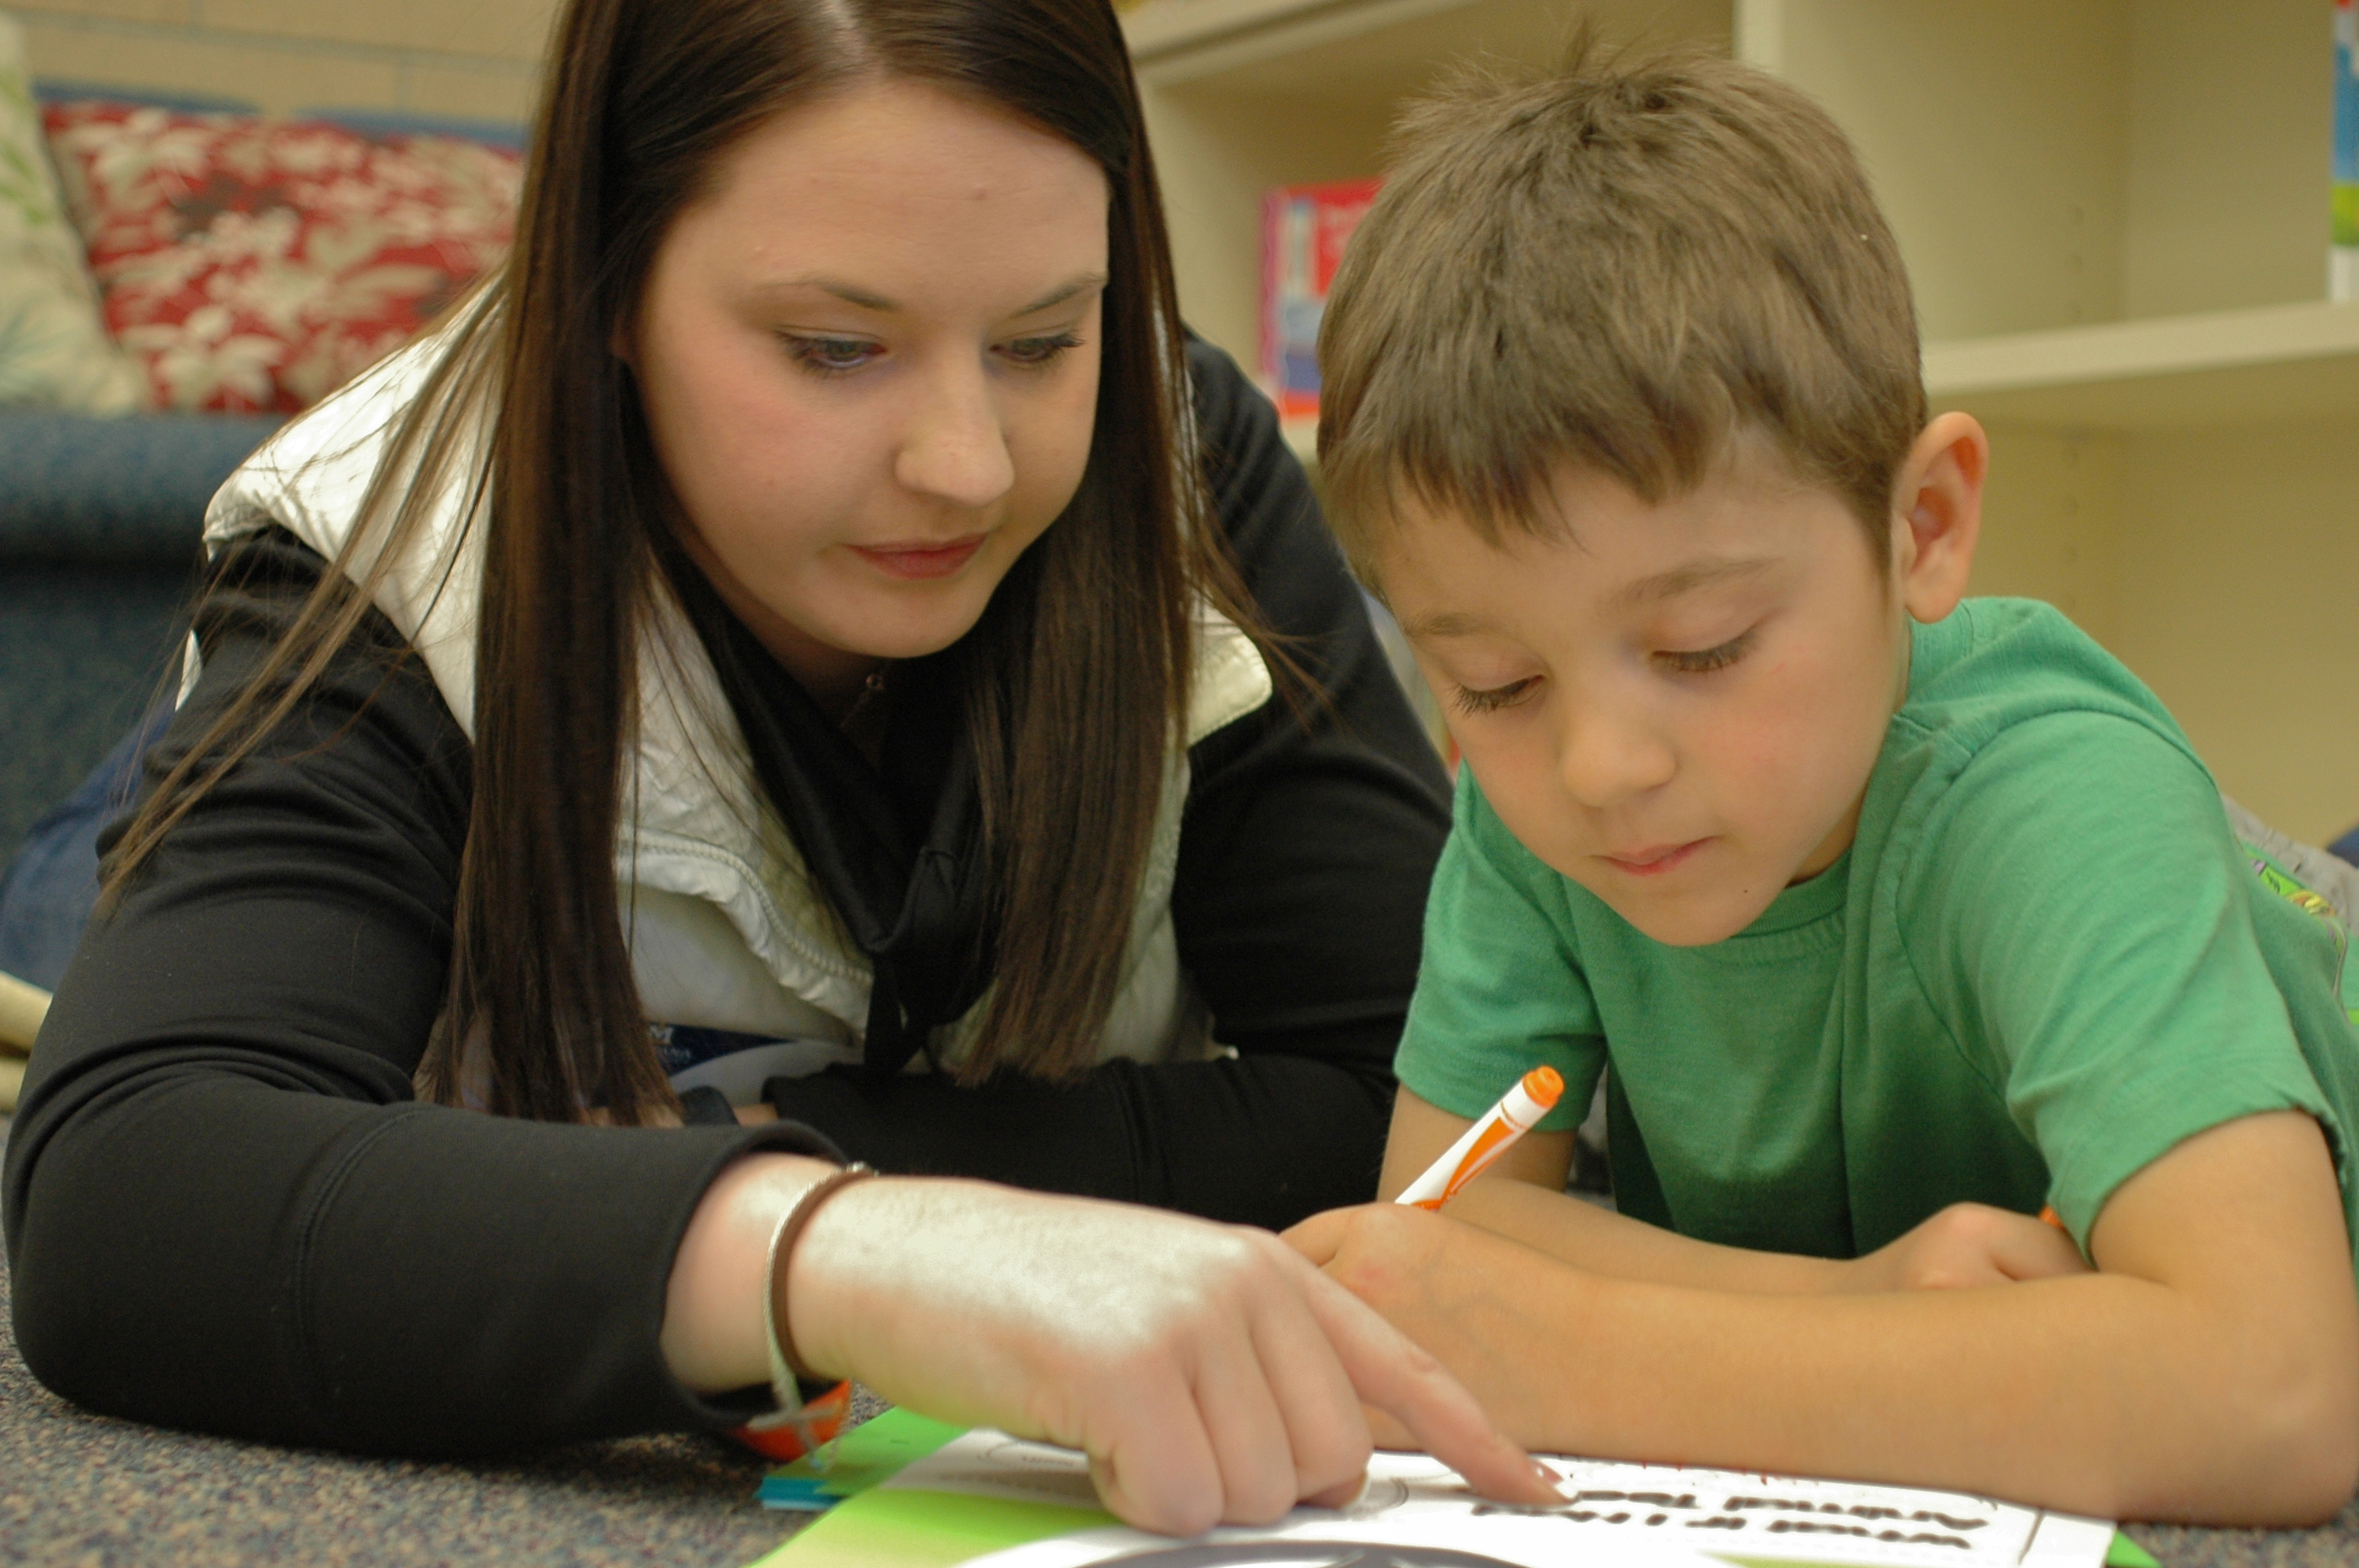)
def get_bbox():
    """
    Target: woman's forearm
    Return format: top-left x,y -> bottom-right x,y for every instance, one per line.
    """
659,1152 -> 843,1393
